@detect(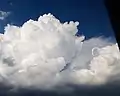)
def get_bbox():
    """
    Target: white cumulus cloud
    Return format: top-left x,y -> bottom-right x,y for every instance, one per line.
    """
0,13 -> 120,90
